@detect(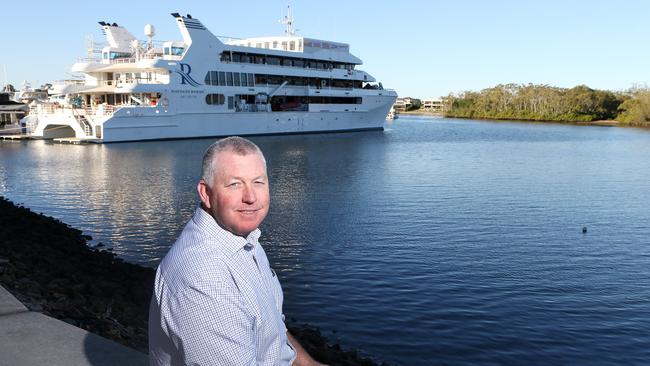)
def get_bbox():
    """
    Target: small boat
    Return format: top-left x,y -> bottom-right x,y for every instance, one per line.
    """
386,107 -> 398,120
0,93 -> 29,135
